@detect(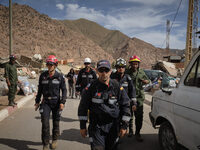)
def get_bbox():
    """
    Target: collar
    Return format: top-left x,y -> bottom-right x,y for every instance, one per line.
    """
45,71 -> 59,79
